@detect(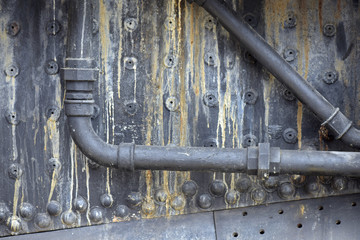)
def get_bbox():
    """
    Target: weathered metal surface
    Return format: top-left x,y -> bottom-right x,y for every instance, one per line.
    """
0,0 -> 360,238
